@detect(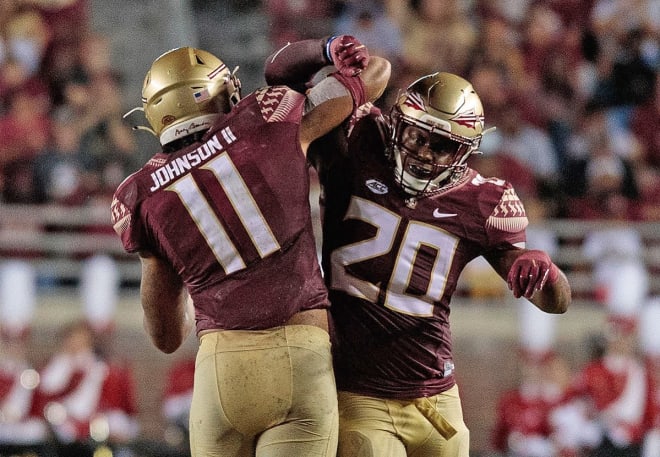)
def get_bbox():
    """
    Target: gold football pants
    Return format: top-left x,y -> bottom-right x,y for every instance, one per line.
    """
189,325 -> 338,457
337,385 -> 470,457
